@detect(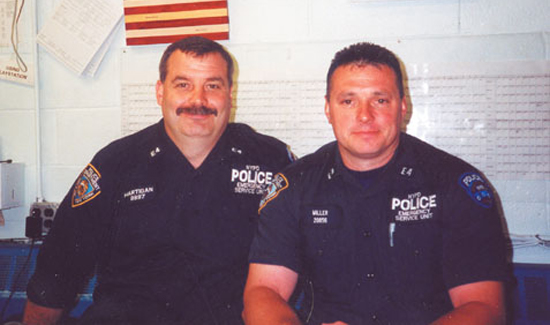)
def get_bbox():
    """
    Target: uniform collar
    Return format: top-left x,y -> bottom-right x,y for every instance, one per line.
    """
201,123 -> 244,165
145,119 -> 196,172
131,119 -> 171,162
149,120 -> 244,171
326,133 -> 420,191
